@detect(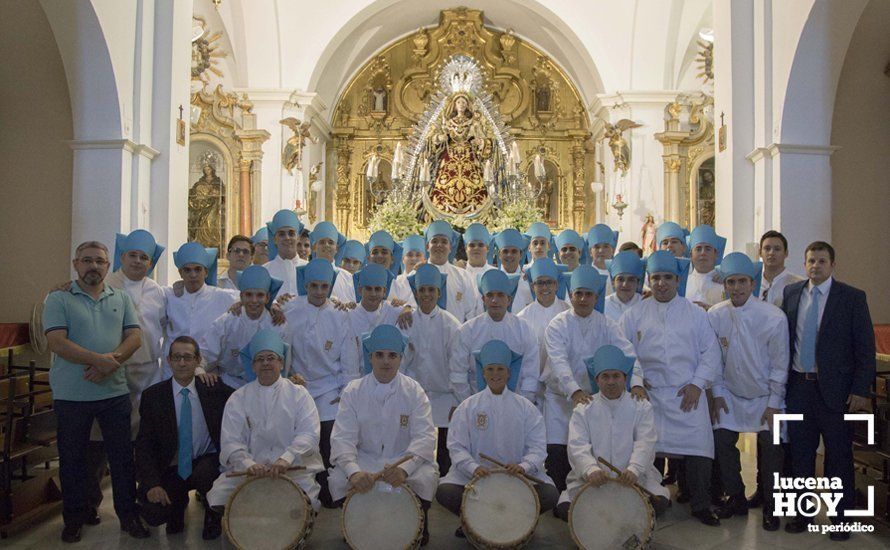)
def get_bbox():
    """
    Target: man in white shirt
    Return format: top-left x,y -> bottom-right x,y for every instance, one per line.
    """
708,253 -> 789,530
604,250 -> 644,322
757,230 -> 804,307
203,265 -> 286,388
282,258 -> 359,506
685,224 -> 726,309
403,264 -> 462,475
425,220 -> 479,322
346,264 -> 410,360
523,222 -> 555,270
207,330 -> 324,511
586,224 -> 618,297
164,243 -> 239,378
263,209 -> 308,297
555,229 -> 587,271
462,223 -> 496,282
251,227 -> 269,266
309,221 -> 356,303
491,228 -> 533,312
619,250 -> 723,525
391,233 -> 423,307
544,265 -> 645,491
656,221 -> 689,258
217,235 -> 254,290
338,240 -> 366,274
554,345 -> 669,520
438,339 -> 558,538
329,324 -> 439,546
451,270 -> 540,404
